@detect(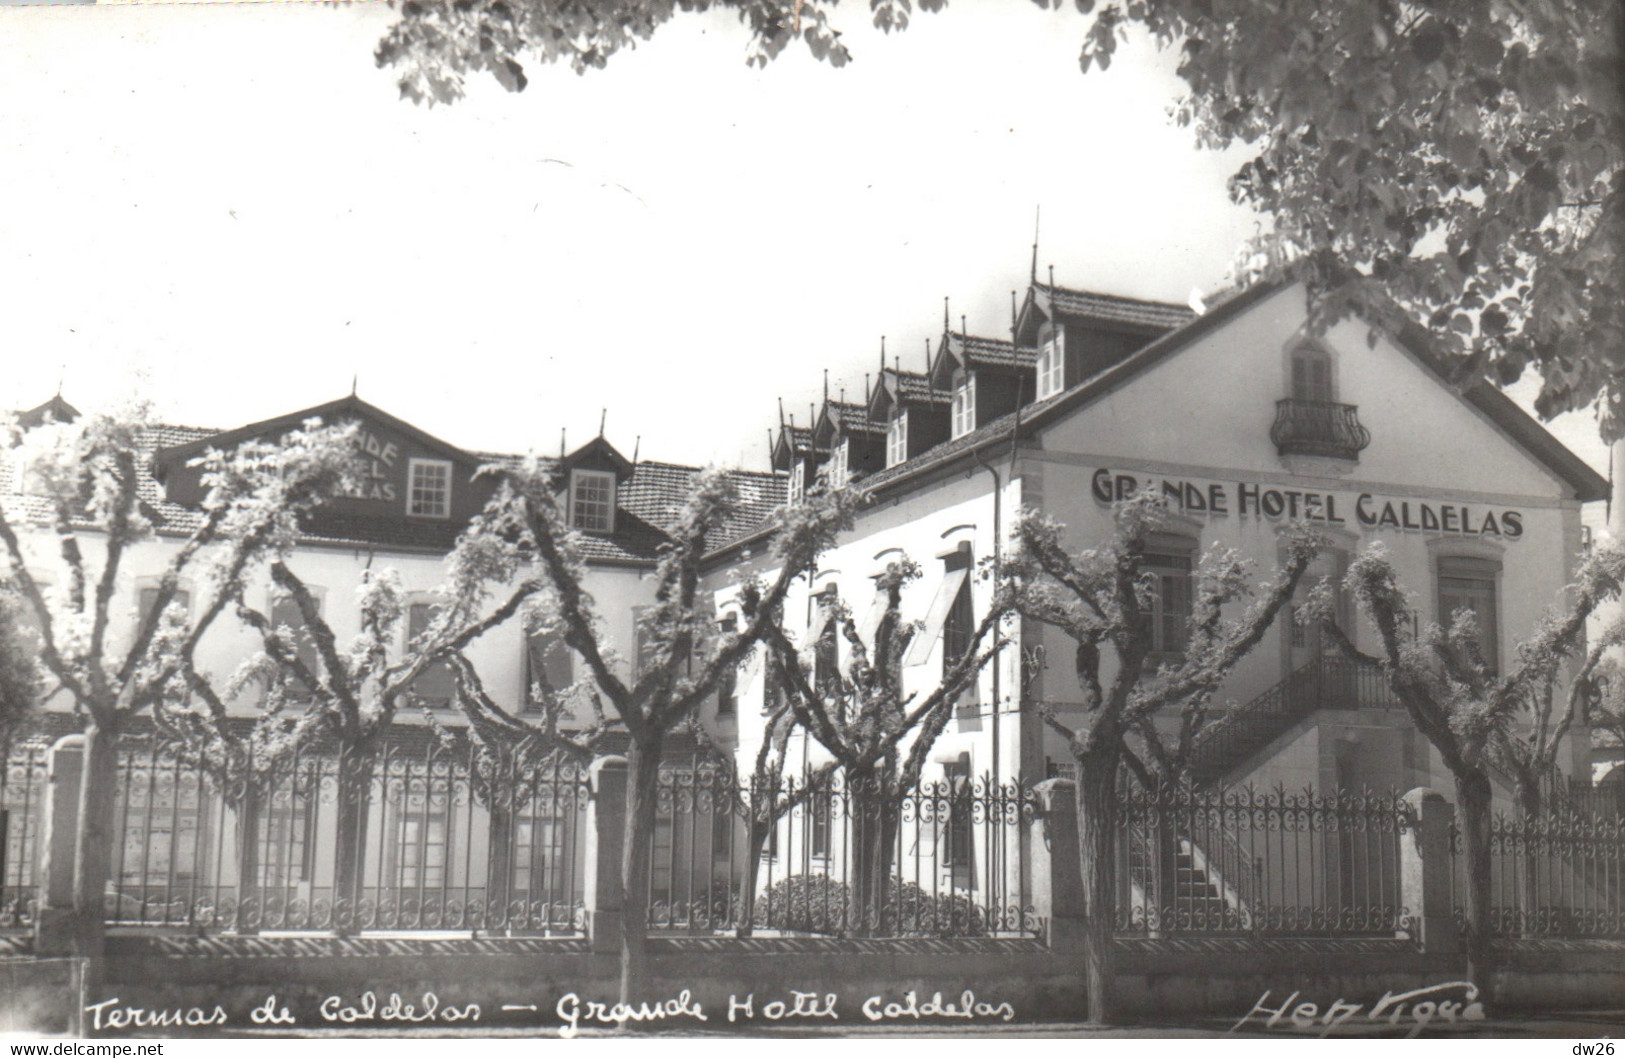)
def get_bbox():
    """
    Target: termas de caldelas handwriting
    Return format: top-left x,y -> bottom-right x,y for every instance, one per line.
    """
80,988 -> 1017,1035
